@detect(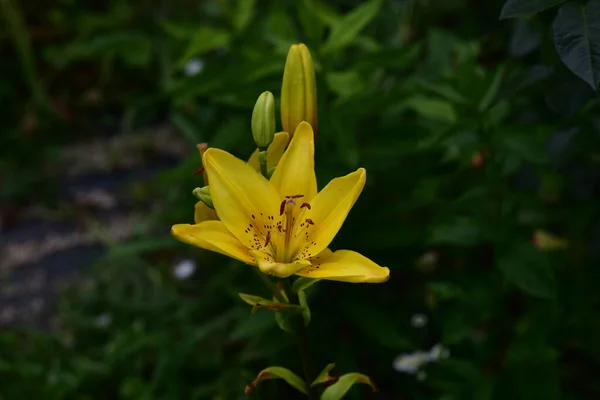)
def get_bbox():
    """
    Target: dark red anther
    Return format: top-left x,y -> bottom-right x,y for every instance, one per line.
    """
264,231 -> 271,247
279,200 -> 286,216
300,202 -> 311,210
193,167 -> 205,175
286,194 -> 304,199
306,218 -> 314,225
